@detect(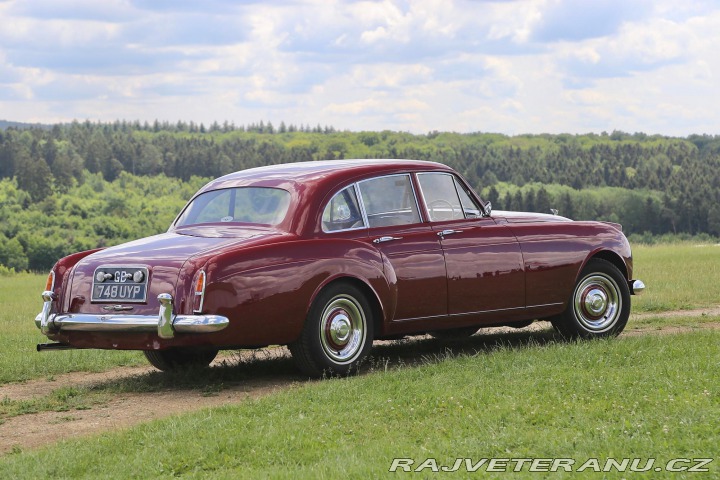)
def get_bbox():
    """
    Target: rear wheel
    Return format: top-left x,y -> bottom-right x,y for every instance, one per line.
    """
552,258 -> 630,339
290,282 -> 374,377
143,348 -> 218,371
